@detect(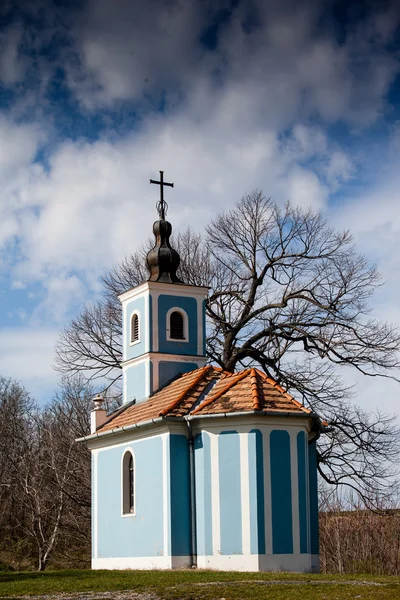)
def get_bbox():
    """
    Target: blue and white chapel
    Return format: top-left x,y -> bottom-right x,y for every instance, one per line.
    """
80,172 -> 323,572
